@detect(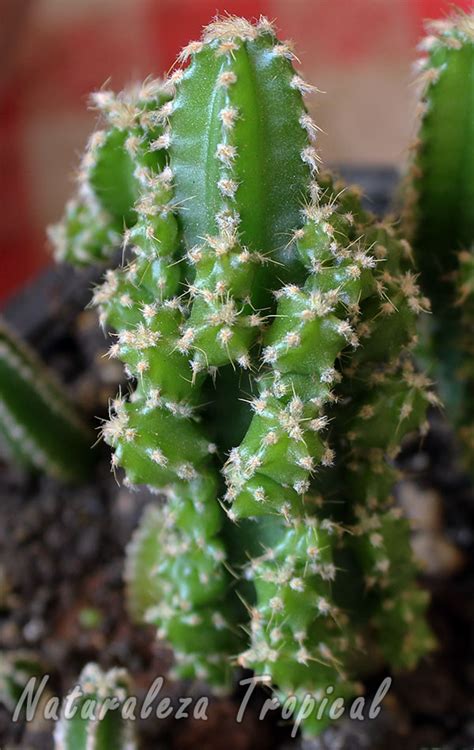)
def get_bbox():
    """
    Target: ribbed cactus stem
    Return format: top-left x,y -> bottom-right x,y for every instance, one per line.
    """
223,200 -> 375,519
94,16 -> 334,686
127,473 -> 243,685
93,140 -> 236,680
0,318 -> 93,480
223,185 -> 435,724
326,223 -> 437,673
94,170 -> 214,488
169,17 -> 316,368
54,664 -> 136,750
